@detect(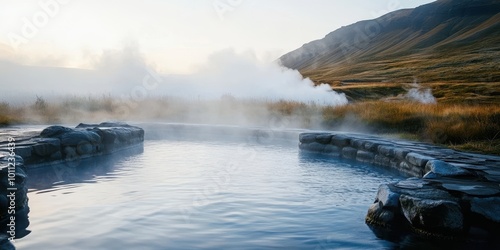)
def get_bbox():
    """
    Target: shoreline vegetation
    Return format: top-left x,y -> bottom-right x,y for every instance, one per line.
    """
1,82 -> 499,155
